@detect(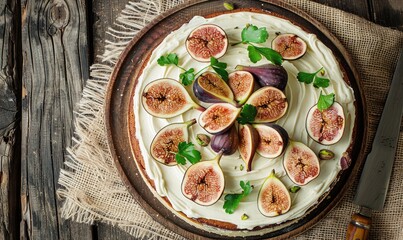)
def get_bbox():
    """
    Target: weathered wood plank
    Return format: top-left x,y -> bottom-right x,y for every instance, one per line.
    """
0,0 -> 20,239
20,0 -> 92,239
313,0 -> 370,20
370,0 -> 403,30
96,222 -> 138,240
